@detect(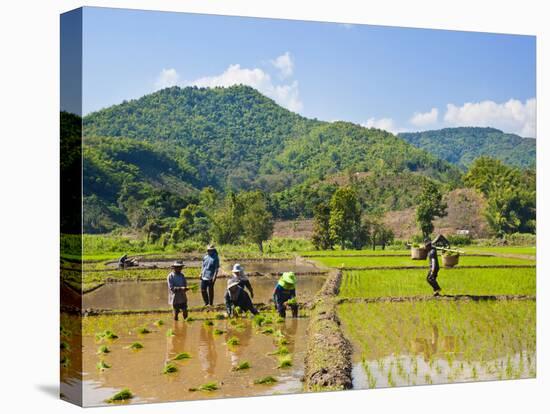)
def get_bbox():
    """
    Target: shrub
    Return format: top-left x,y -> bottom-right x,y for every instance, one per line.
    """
447,234 -> 473,246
